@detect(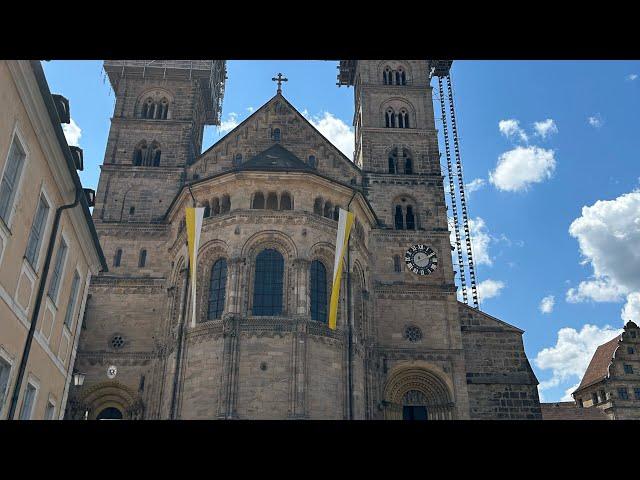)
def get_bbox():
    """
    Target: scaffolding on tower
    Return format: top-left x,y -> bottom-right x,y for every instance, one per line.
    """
103,60 -> 227,125
429,60 -> 479,309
